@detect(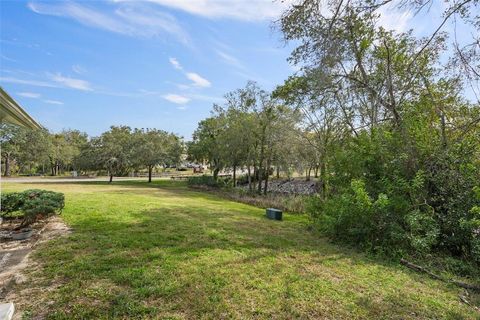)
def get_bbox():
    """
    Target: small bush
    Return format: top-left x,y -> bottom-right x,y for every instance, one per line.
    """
187,175 -> 231,188
1,189 -> 64,226
307,179 -> 409,255
1,192 -> 25,217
